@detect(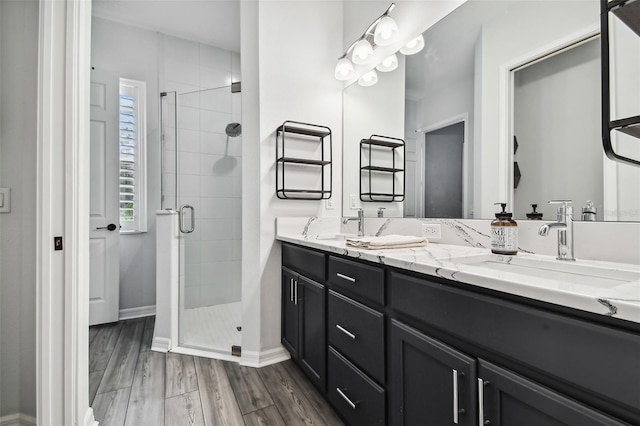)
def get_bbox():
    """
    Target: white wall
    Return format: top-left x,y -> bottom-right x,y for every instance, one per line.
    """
0,0 -> 38,418
240,0 -> 343,361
